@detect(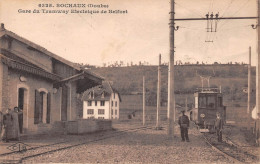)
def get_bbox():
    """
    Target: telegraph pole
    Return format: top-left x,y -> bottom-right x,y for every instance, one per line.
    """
256,0 -> 260,145
185,97 -> 188,112
156,54 -> 161,129
168,0 -> 177,140
143,76 -> 146,126
248,47 -> 251,114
